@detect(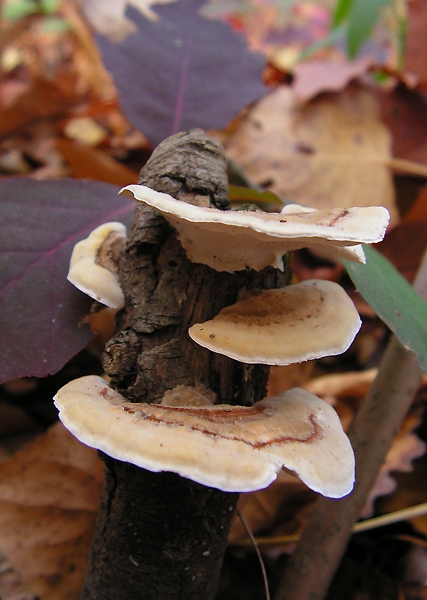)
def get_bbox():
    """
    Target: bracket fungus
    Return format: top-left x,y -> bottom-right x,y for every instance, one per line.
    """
68,222 -> 126,309
54,375 -> 355,498
188,279 -> 361,365
57,182 -> 389,511
119,184 -> 389,272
